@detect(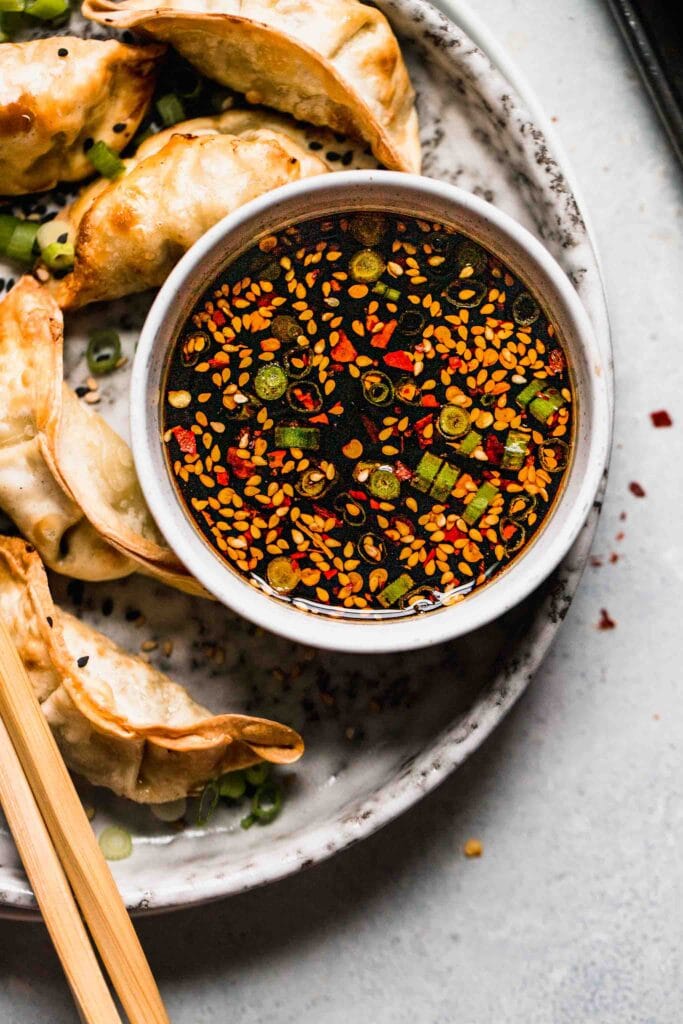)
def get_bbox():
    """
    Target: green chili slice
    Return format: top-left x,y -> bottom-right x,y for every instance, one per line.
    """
40,240 -> 74,272
368,467 -> 400,501
508,492 -> 537,521
271,314 -> 301,343
500,517 -> 526,554
87,329 -> 121,375
395,376 -> 421,405
501,429 -> 530,470
181,331 -> 208,367
296,465 -> 332,498
538,439 -> 569,472
516,379 -> 544,407
219,770 -> 247,800
349,249 -> 386,283
430,461 -> 460,502
361,369 -> 393,406
266,556 -> 301,594
459,430 -> 482,455
512,291 -> 540,326
254,363 -> 287,401
443,278 -> 487,309
274,426 -> 320,449
358,532 -> 386,563
283,349 -> 311,379
529,389 -> 566,424
196,781 -> 220,826
156,92 -> 186,127
463,482 -> 499,525
398,310 -> 425,336
335,493 -> 367,526
453,239 -> 487,275
286,381 -> 323,414
251,782 -> 283,824
377,573 -> 415,608
86,140 -> 125,179
350,213 -> 386,246
437,404 -> 470,440
412,452 -> 442,494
